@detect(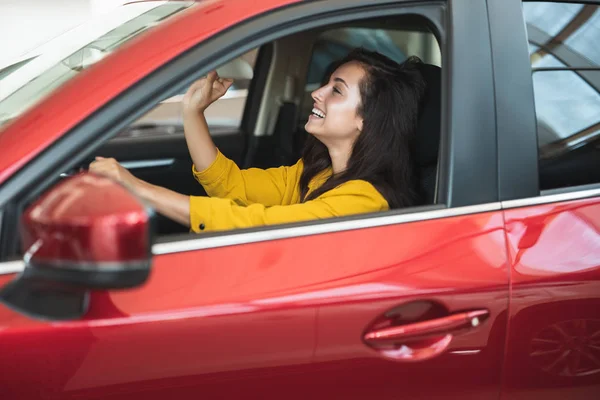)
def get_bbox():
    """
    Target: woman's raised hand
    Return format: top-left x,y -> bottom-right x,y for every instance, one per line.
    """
182,71 -> 234,115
